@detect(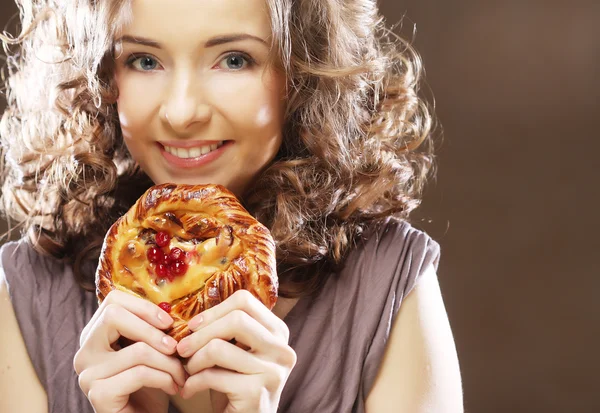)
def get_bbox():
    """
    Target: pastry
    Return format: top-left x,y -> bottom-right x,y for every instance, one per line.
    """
95,183 -> 278,341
